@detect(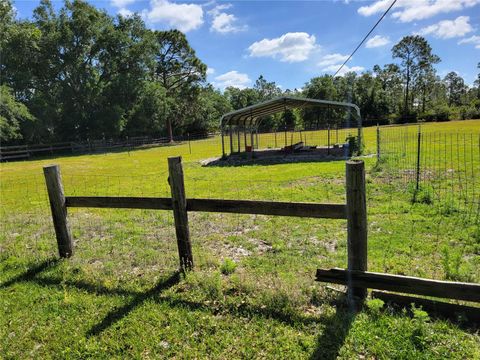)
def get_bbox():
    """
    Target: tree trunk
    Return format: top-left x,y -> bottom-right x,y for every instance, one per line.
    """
167,118 -> 174,143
